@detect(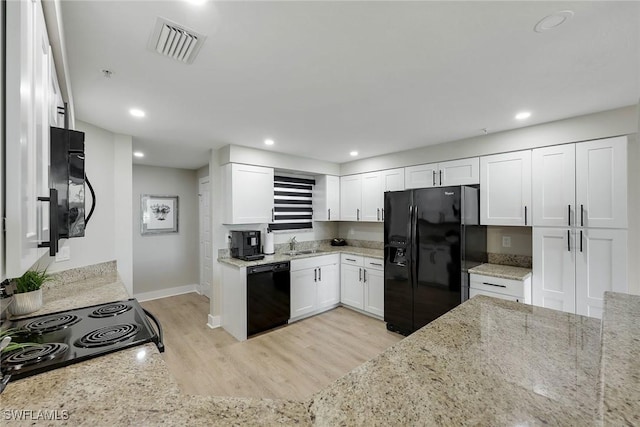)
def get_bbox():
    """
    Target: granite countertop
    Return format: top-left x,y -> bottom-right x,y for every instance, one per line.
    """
3,263 -> 638,425
218,245 -> 383,268
468,262 -> 532,281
